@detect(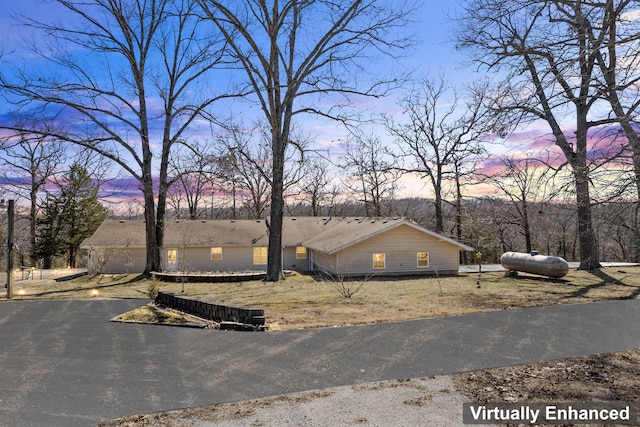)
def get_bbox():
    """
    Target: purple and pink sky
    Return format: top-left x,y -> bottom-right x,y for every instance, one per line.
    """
0,0 -> 631,206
